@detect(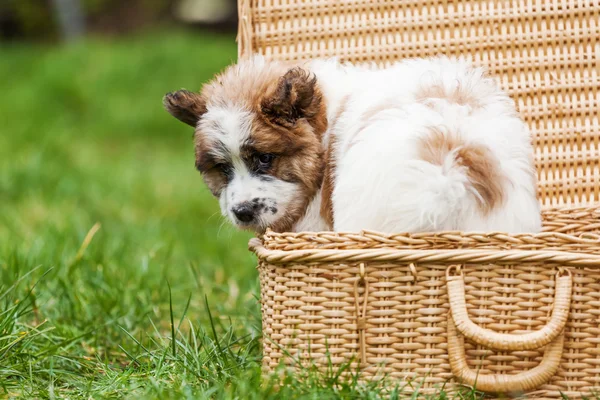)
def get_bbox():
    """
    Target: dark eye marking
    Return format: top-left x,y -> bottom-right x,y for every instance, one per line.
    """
215,163 -> 234,182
